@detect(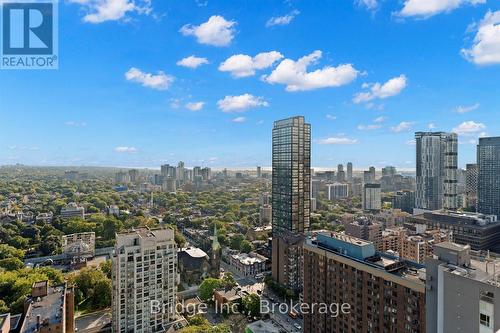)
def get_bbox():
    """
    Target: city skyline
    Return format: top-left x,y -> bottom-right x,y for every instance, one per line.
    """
1,1 -> 500,168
